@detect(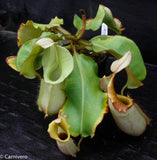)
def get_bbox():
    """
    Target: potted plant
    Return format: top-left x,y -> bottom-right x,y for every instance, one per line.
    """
6,4 -> 149,157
